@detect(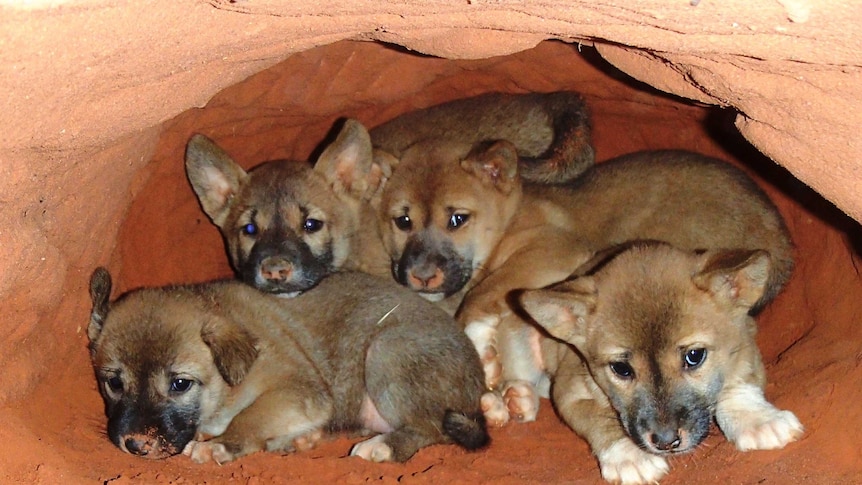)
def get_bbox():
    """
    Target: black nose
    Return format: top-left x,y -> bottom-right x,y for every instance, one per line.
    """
650,429 -> 682,451
124,436 -> 150,455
